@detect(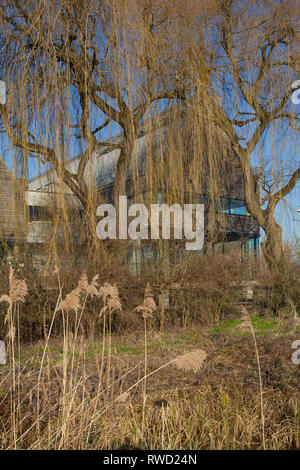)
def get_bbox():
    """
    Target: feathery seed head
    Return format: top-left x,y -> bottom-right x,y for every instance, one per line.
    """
173,349 -> 207,372
98,282 -> 121,315
136,283 -> 156,319
2,267 -> 28,305
58,286 -> 81,314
